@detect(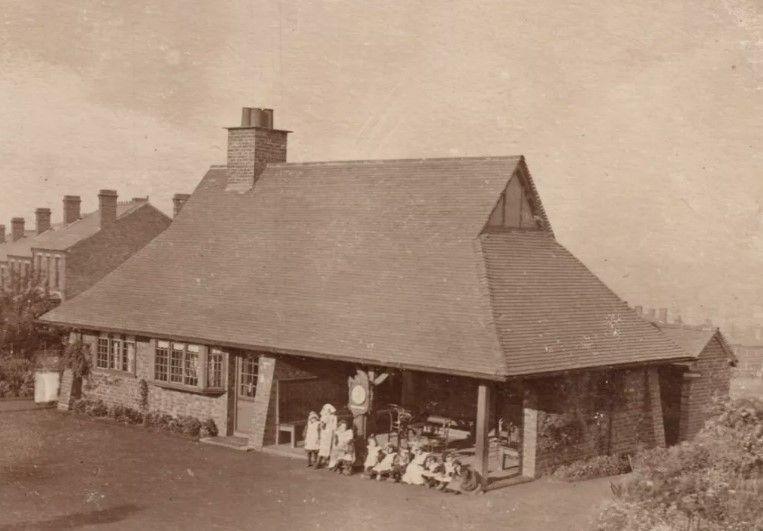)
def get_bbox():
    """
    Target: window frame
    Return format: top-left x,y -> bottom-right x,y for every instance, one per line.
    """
152,340 -> 226,394
94,334 -> 135,374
